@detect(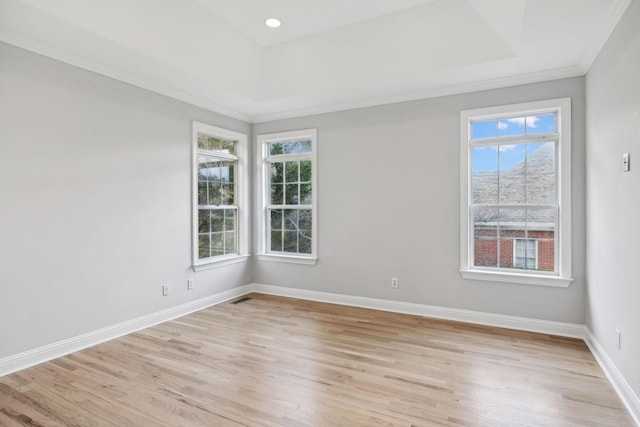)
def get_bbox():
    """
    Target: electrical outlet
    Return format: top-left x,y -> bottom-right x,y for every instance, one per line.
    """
616,329 -> 621,349
391,277 -> 399,288
187,278 -> 194,290
162,284 -> 169,296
